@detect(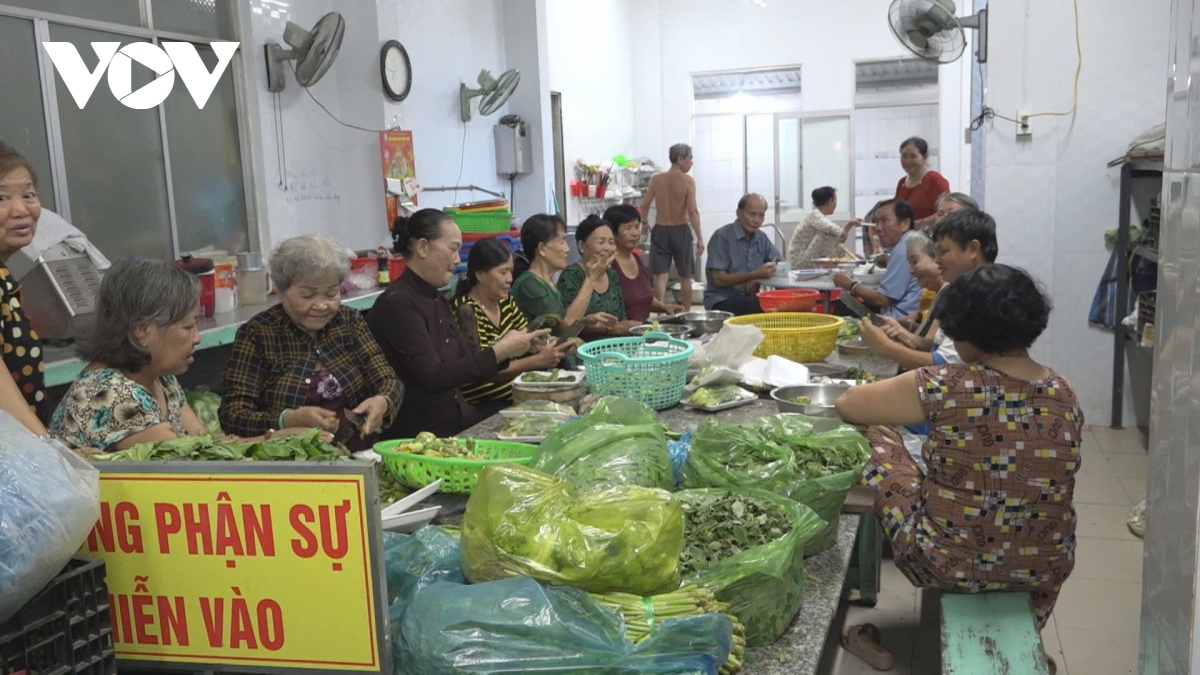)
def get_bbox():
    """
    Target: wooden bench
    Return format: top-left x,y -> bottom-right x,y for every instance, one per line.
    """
939,591 -> 1052,674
